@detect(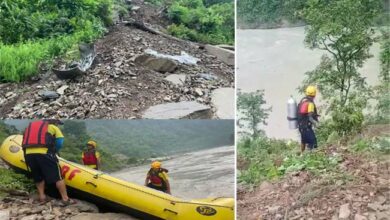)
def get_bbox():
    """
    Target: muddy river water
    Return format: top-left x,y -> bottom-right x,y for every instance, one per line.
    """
111,146 -> 234,200
237,27 -> 381,140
